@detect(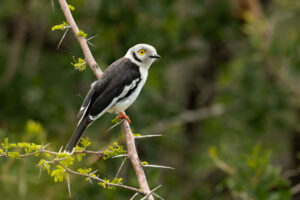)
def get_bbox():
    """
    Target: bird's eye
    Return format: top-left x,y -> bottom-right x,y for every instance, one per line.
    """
138,49 -> 146,55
